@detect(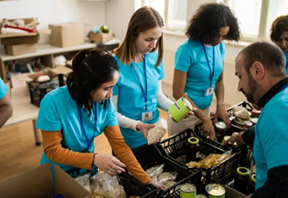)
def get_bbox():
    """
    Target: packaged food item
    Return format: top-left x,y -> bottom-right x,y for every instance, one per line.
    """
180,183 -> 197,198
198,151 -> 231,168
145,164 -> 164,178
157,172 -> 177,184
205,183 -> 225,198
186,161 -> 201,169
234,167 -> 250,194
168,97 -> 193,122
164,181 -> 176,189
233,106 -> 250,120
214,121 -> 226,143
186,137 -> 200,162
147,118 -> 167,145
75,173 -> 91,193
